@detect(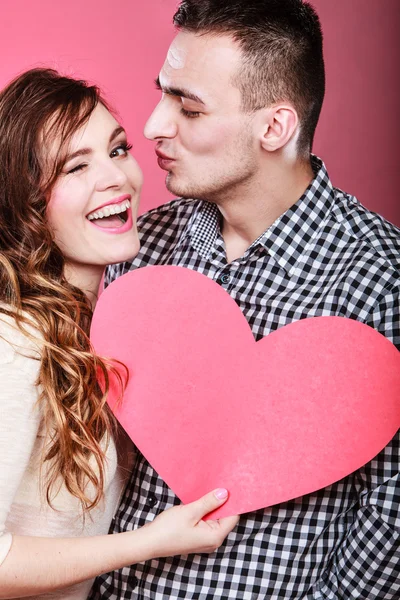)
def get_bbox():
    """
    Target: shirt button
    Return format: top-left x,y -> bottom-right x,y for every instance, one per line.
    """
147,494 -> 158,508
220,274 -> 231,284
129,575 -> 139,590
